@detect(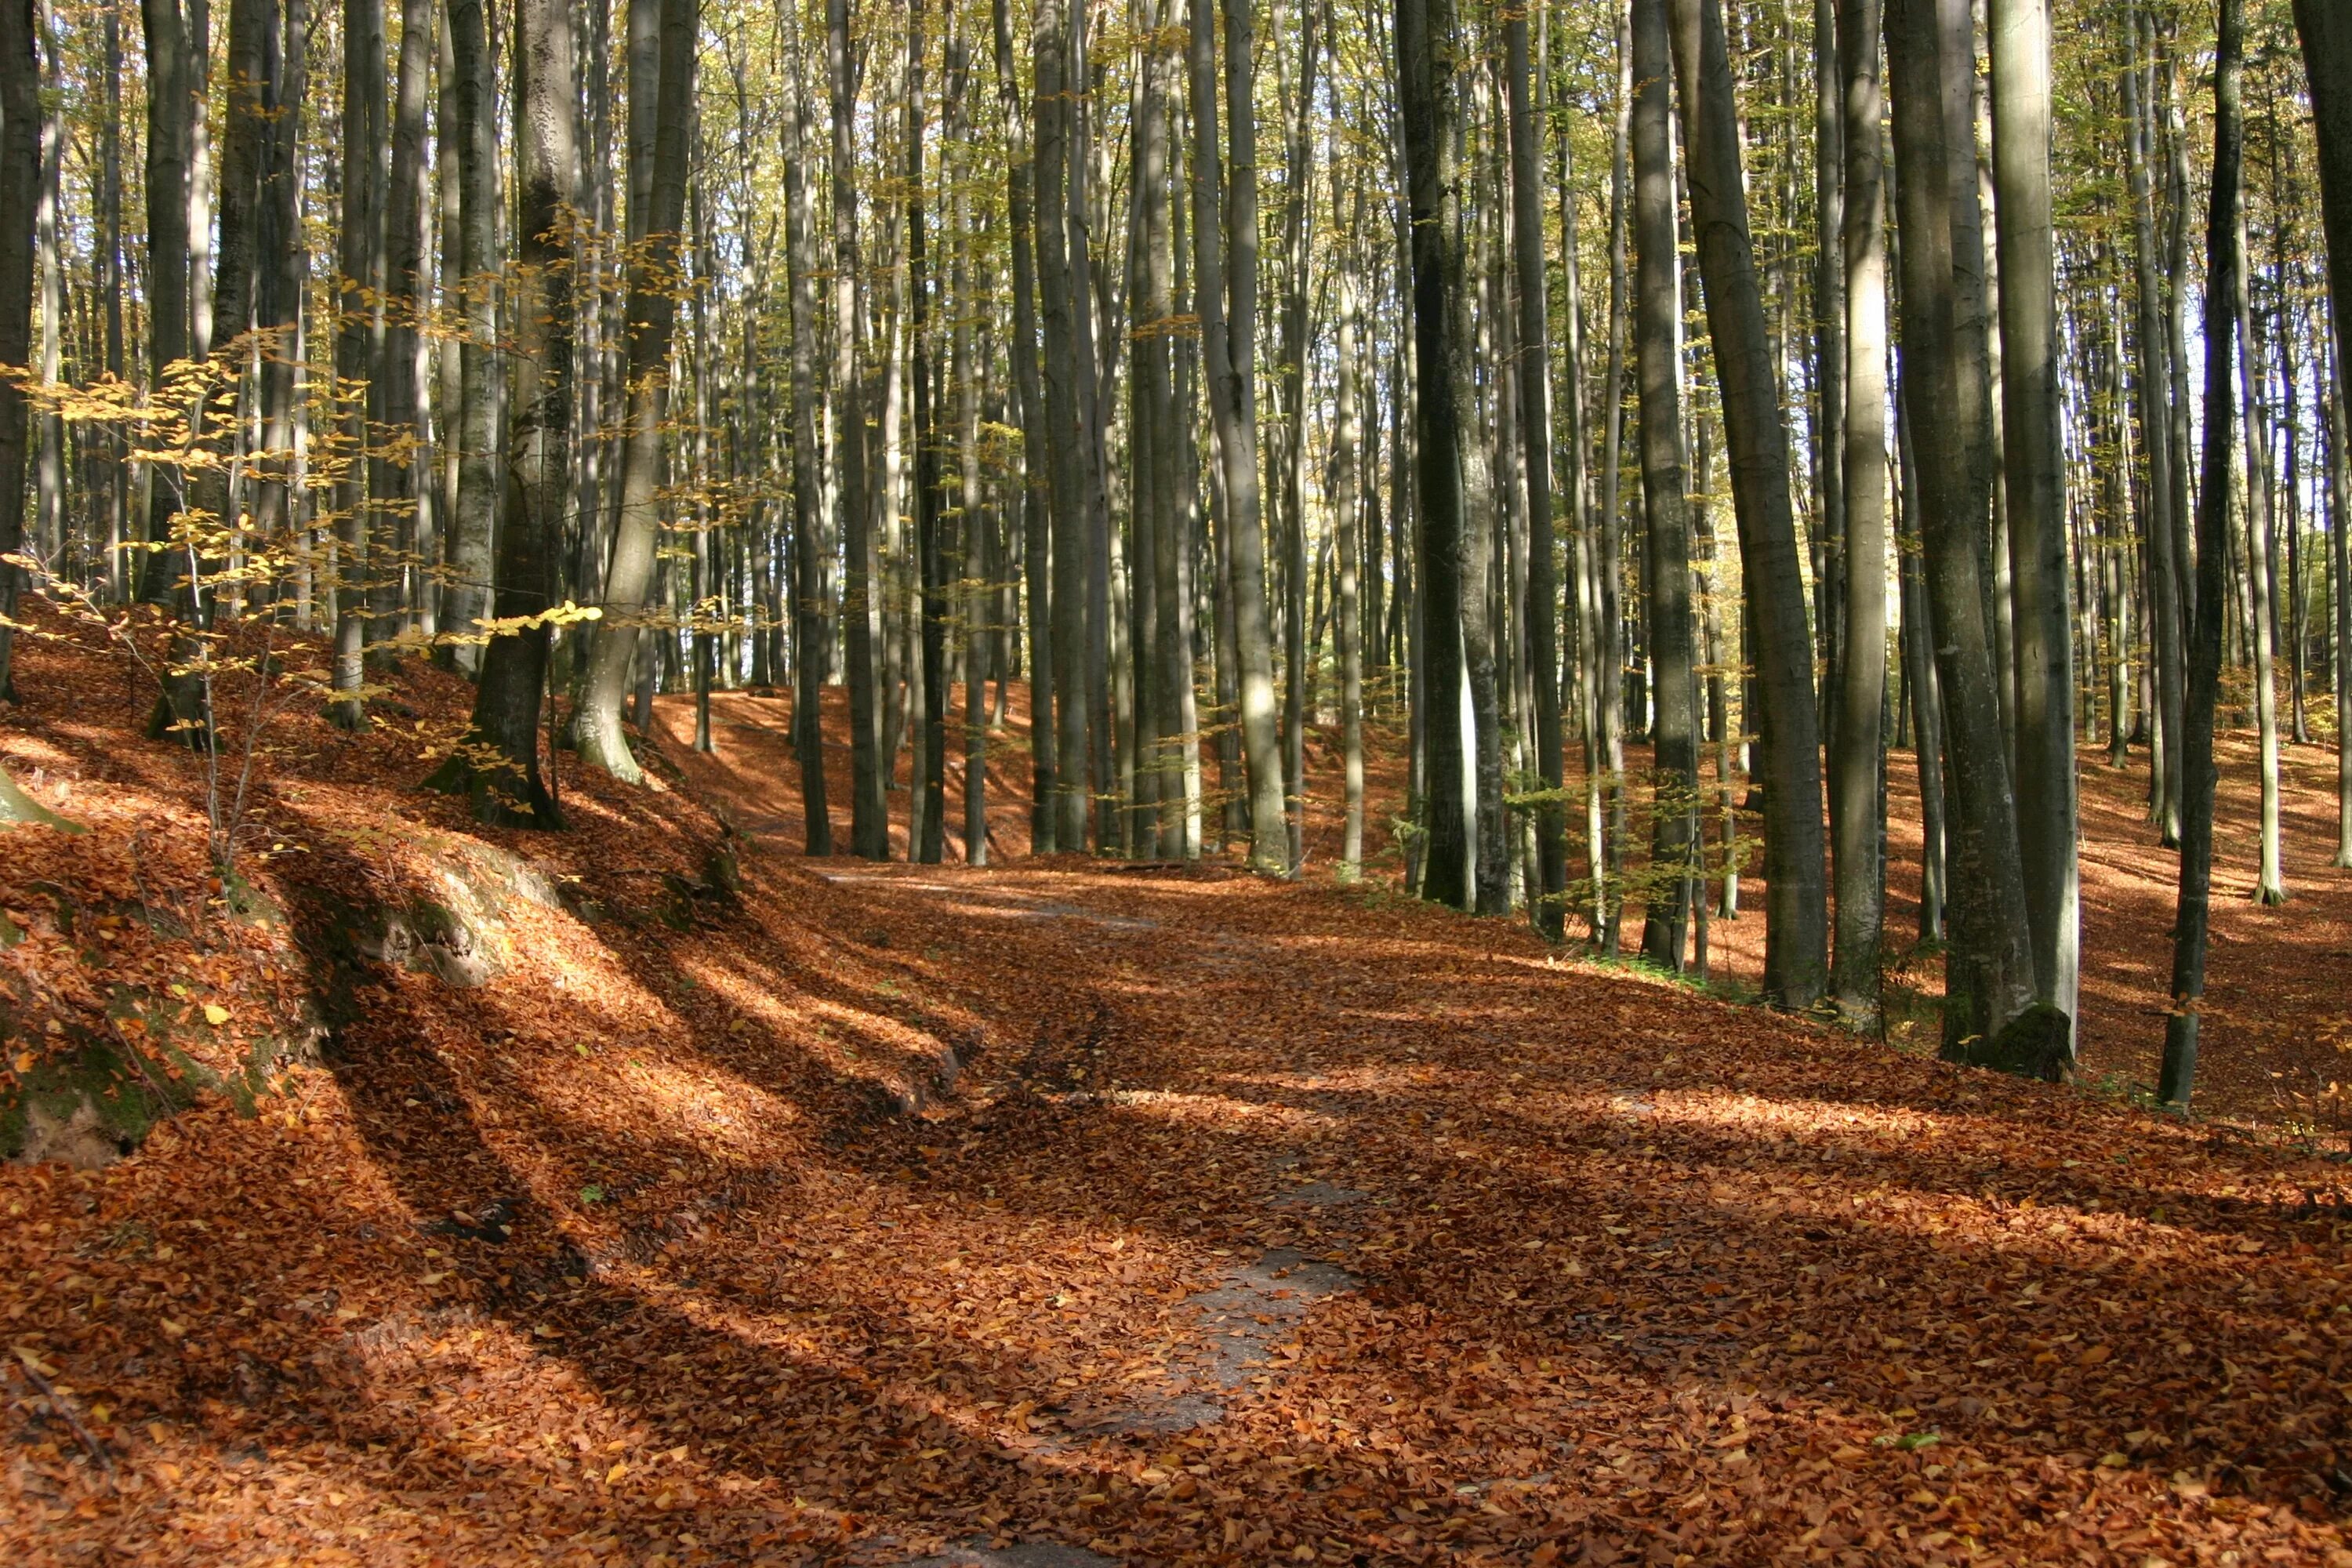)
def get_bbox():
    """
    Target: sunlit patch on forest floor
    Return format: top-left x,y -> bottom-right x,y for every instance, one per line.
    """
9,627 -> 2352,1564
